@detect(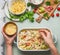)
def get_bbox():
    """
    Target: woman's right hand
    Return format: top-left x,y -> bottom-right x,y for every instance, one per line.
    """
39,29 -> 54,47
